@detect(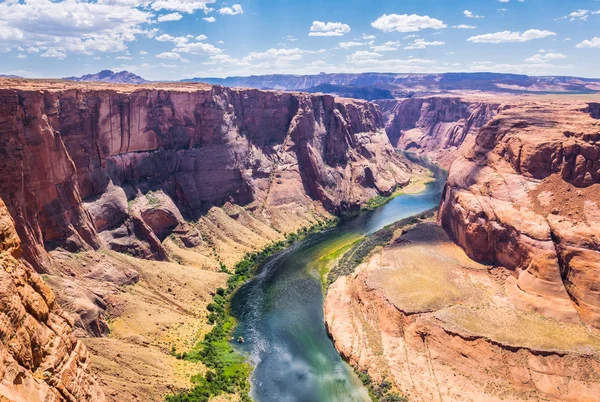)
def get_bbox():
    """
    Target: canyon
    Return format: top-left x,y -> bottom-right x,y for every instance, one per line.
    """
0,78 -> 411,401
326,95 -> 600,401
0,76 -> 599,402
